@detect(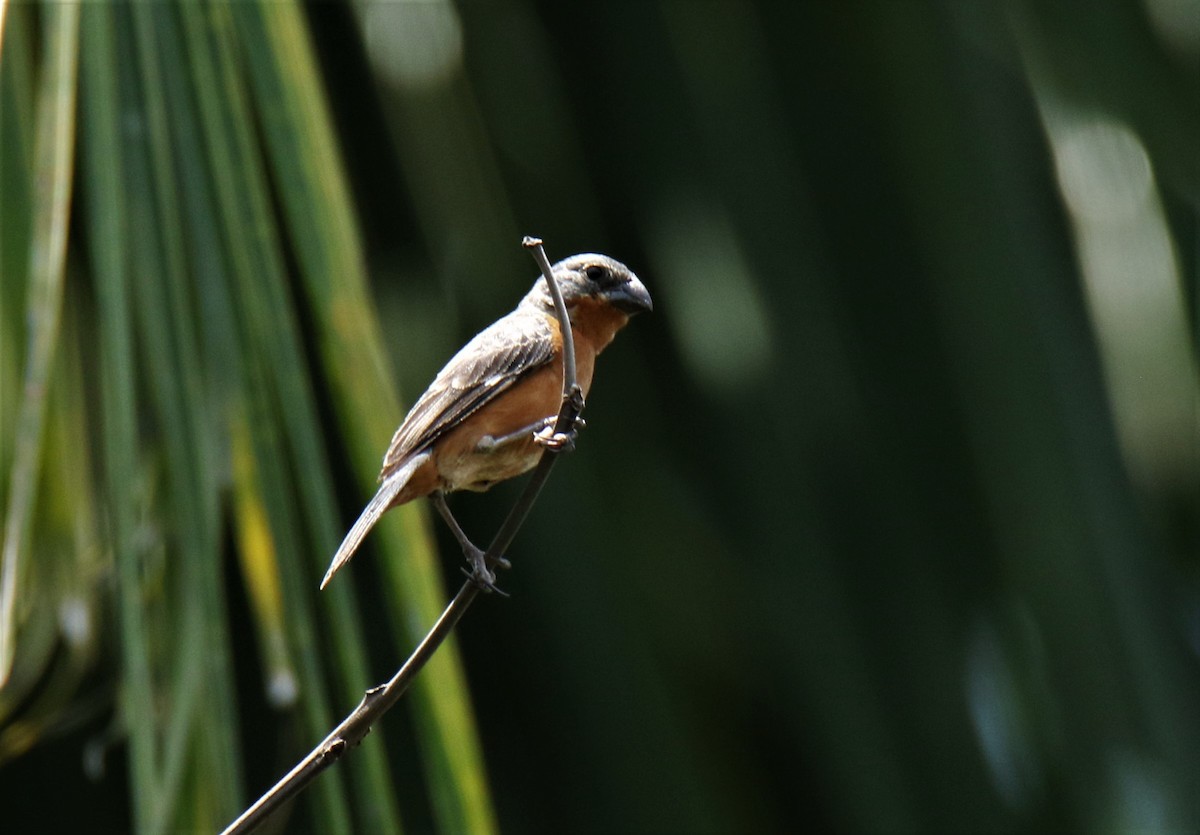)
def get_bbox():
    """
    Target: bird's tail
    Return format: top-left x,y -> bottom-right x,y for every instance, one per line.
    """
320,451 -> 431,590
